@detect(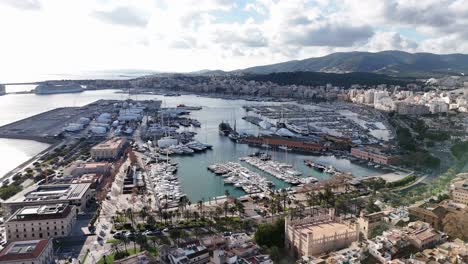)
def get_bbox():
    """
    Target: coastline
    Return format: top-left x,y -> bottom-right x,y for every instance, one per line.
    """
0,140 -> 59,181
